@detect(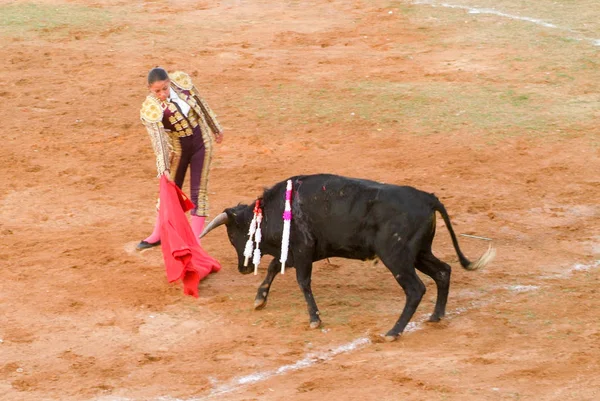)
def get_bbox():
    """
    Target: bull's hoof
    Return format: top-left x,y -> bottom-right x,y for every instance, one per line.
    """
384,334 -> 398,342
428,315 -> 442,323
384,330 -> 399,342
253,298 -> 267,310
309,320 -> 321,329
